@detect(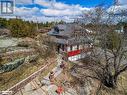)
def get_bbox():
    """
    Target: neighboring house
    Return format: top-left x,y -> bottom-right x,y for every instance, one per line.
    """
48,23 -> 93,61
